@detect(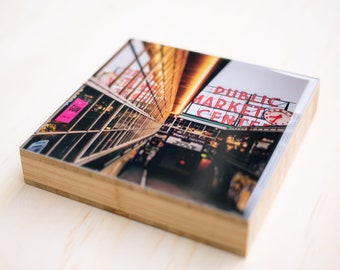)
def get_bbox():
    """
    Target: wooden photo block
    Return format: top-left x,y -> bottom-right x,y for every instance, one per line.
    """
20,39 -> 319,256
